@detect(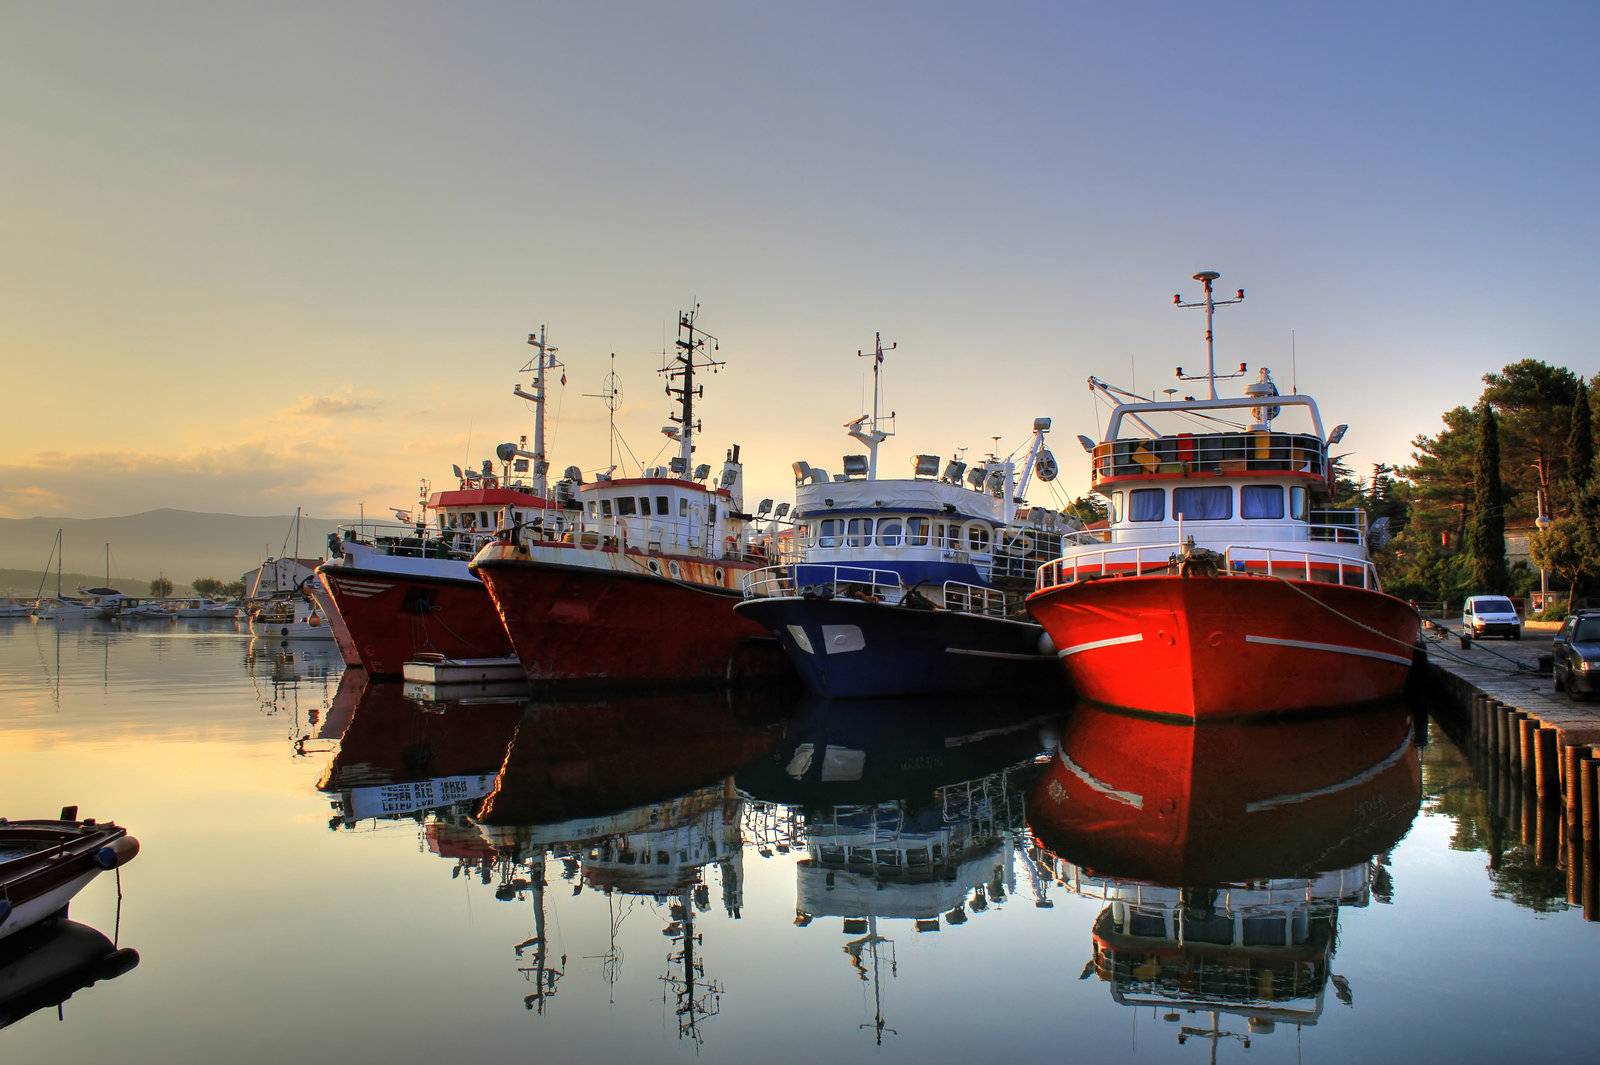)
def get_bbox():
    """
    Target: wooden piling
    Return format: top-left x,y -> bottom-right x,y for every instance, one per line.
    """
1534,727 -> 1559,798
1584,758 -> 1600,846
1519,716 -> 1538,780
1568,828 -> 1584,906
1565,744 -> 1584,825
